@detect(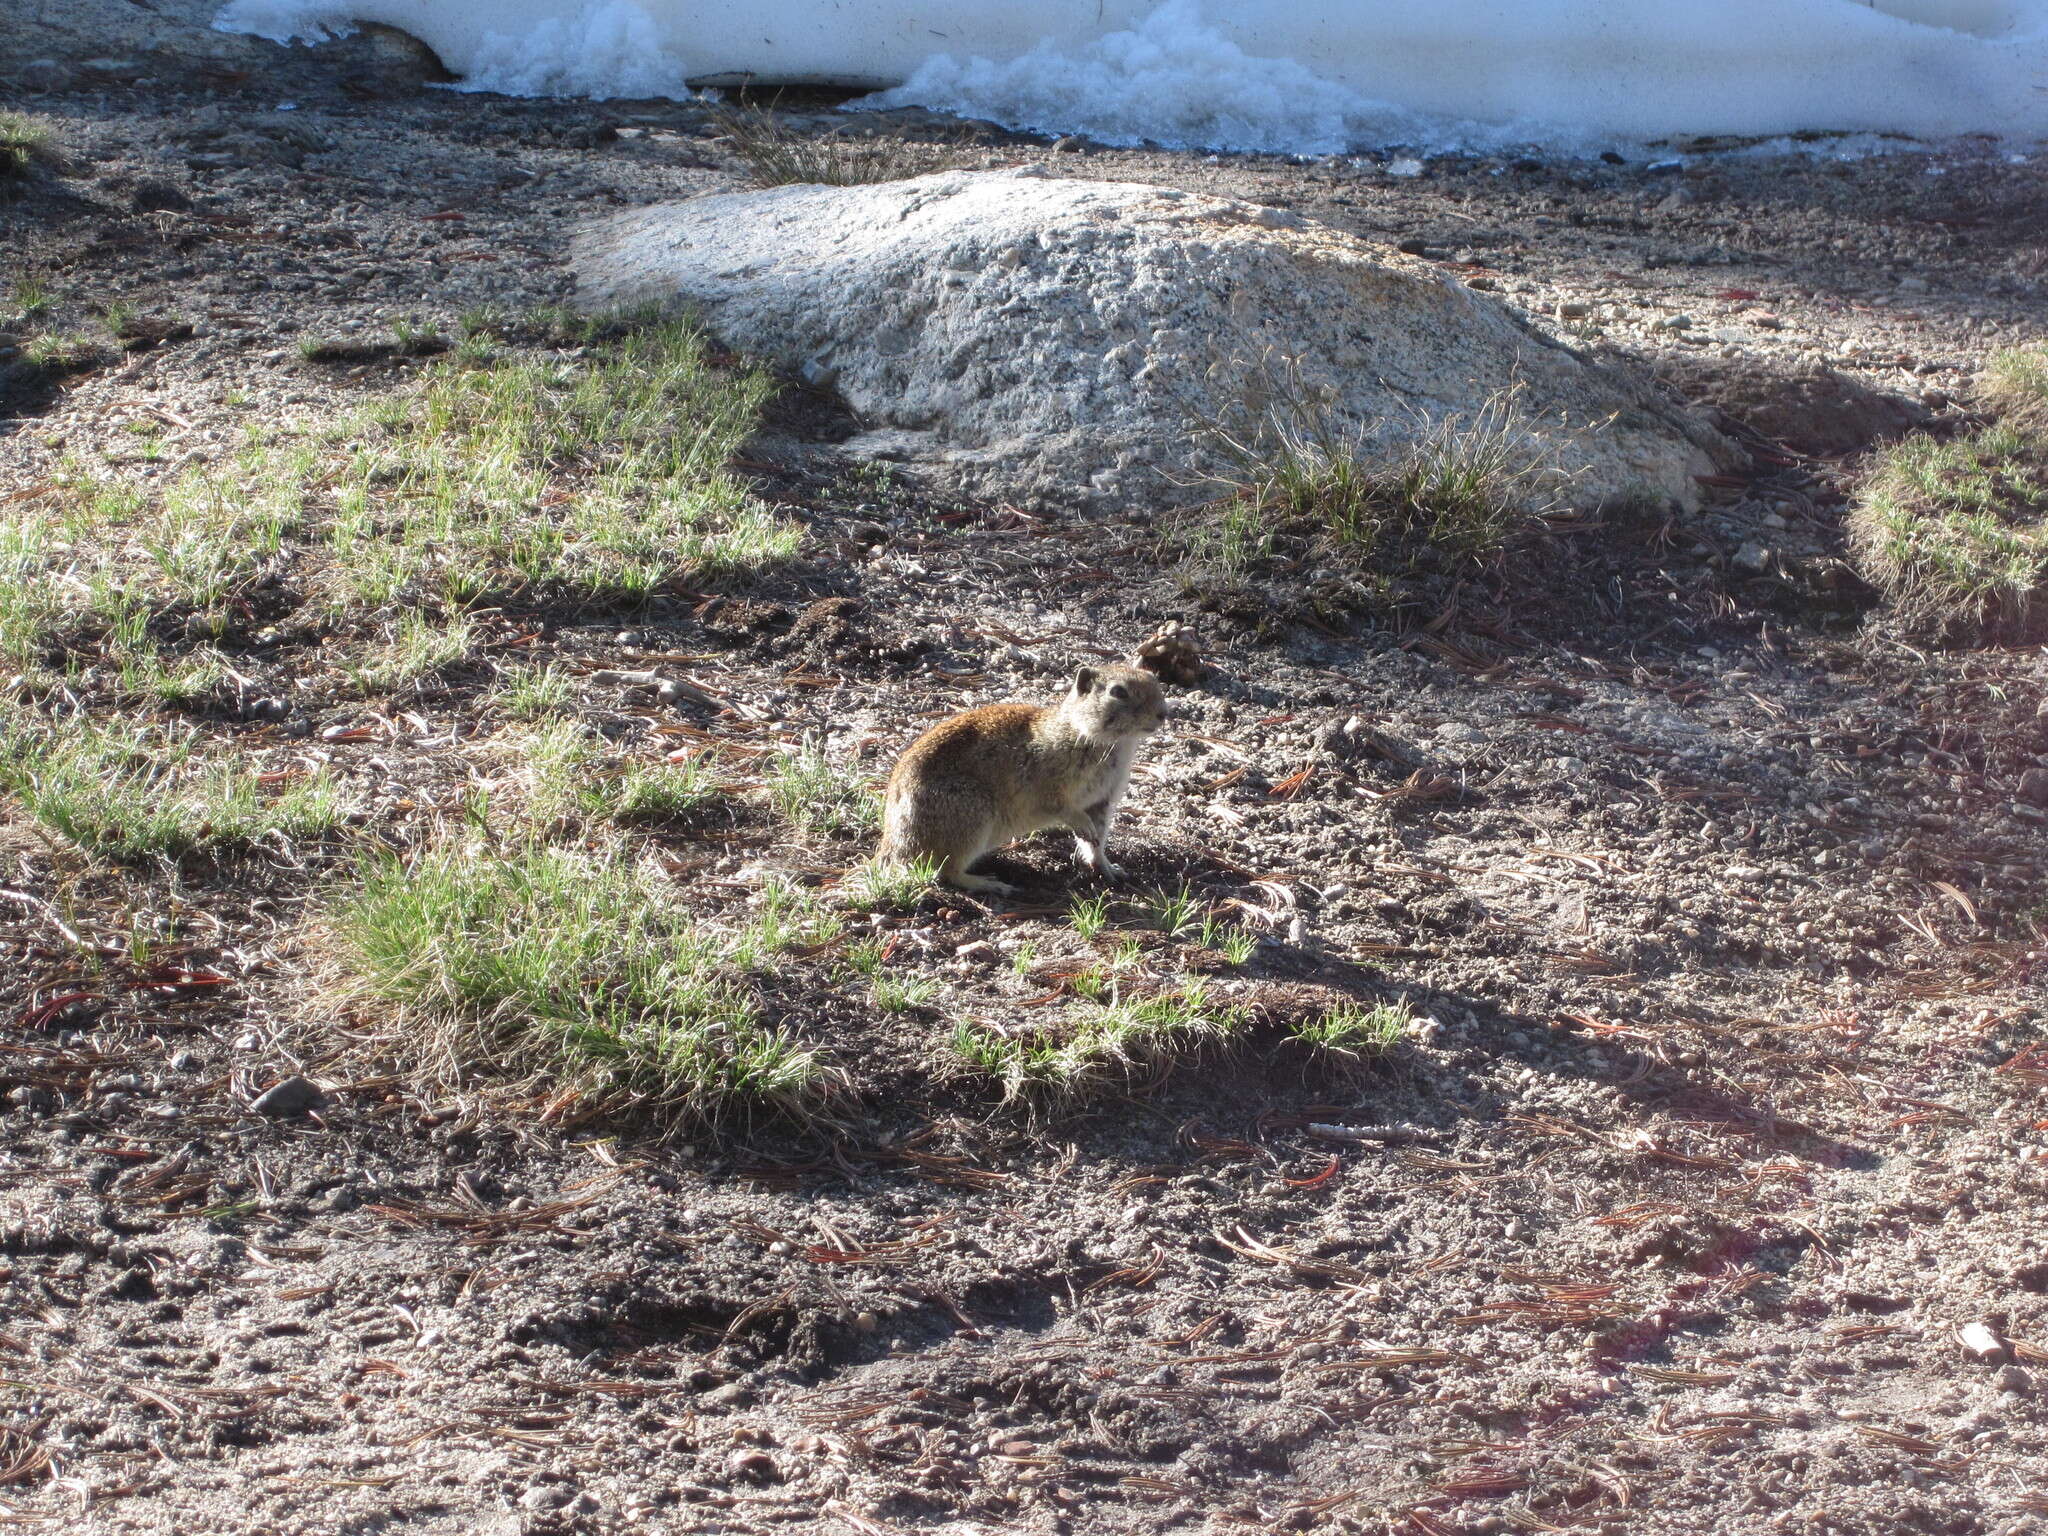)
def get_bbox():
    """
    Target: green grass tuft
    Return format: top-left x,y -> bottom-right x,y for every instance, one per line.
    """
1291,1000 -> 1409,1058
1848,421 -> 2048,642
952,979 -> 1248,1100
768,741 -> 878,840
334,842 -> 821,1112
0,114 -> 64,187
0,714 -> 340,860
842,853 -> 939,912
1199,372 -> 1560,566
1981,344 -> 2048,435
